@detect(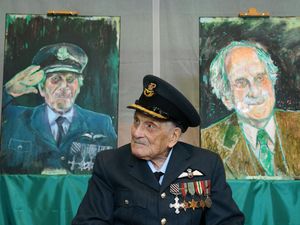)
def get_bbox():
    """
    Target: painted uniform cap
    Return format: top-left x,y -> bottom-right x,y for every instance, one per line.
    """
32,43 -> 88,75
127,74 -> 200,132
